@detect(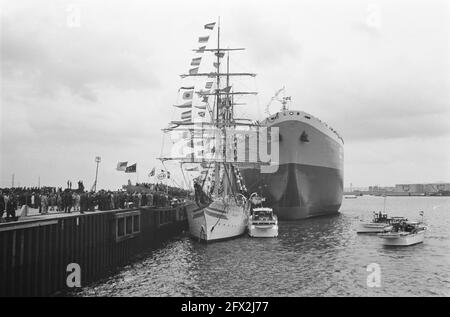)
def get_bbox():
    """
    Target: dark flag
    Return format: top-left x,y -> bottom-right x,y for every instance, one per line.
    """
125,163 -> 137,173
204,22 -> 216,30
198,36 -> 209,43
